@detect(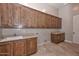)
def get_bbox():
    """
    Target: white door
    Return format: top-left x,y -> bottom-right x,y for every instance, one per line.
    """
73,15 -> 79,44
